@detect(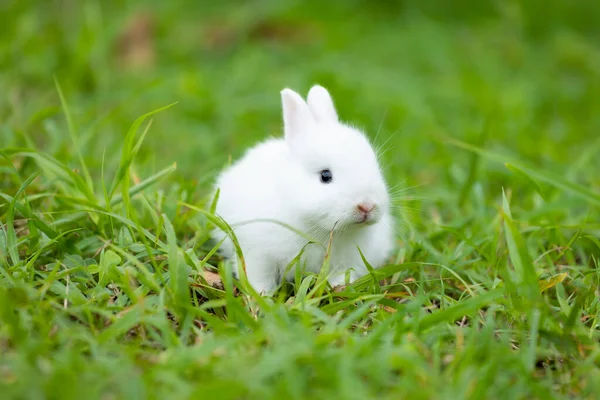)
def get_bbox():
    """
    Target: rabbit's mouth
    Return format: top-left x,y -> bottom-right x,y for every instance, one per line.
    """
357,214 -> 369,224
353,213 -> 378,226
